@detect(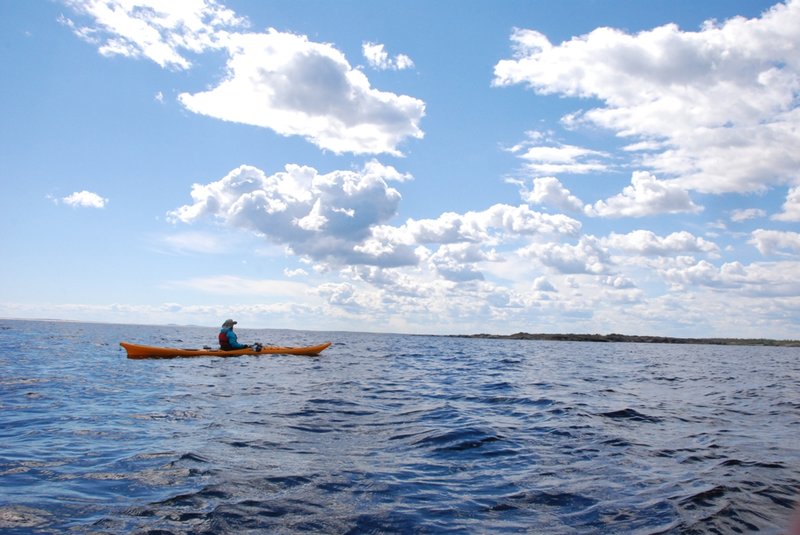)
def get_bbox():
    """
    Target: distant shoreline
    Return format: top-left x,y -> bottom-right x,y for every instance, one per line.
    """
451,332 -> 800,347
3,318 -> 799,346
